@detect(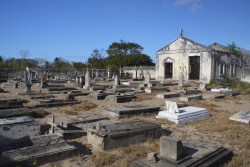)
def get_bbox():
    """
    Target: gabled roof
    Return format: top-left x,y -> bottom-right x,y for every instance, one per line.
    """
209,42 -> 238,54
157,36 -> 208,52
